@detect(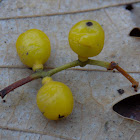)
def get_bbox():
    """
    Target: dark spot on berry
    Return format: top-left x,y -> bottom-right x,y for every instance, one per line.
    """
4,41 -> 6,43
3,100 -> 6,103
86,22 -> 93,26
58,114 -> 65,118
26,52 -> 29,55
125,4 -> 133,11
129,28 -> 140,37
28,68 -> 32,70
117,89 -> 125,95
41,112 -> 45,115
